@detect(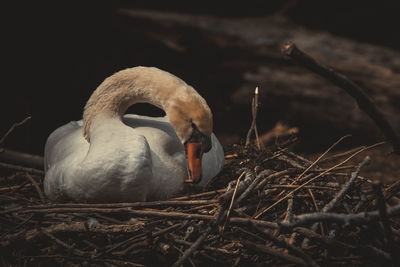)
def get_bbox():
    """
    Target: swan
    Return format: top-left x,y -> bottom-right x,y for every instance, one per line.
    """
44,66 -> 224,202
